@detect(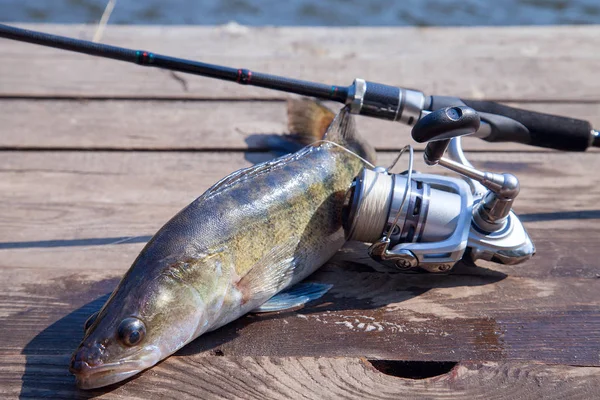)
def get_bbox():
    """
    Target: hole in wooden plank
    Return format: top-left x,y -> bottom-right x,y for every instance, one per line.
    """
213,349 -> 225,356
367,360 -> 458,379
